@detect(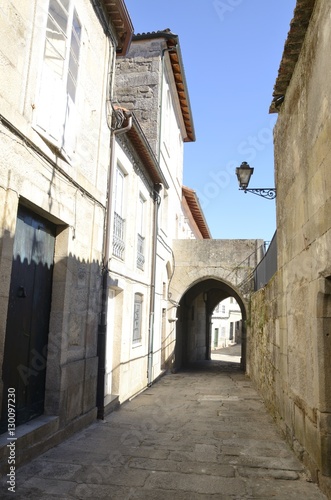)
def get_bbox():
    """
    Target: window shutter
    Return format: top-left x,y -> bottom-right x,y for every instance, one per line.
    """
36,0 -> 81,154
62,94 -> 76,157
62,9 -> 81,157
36,65 -> 66,144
